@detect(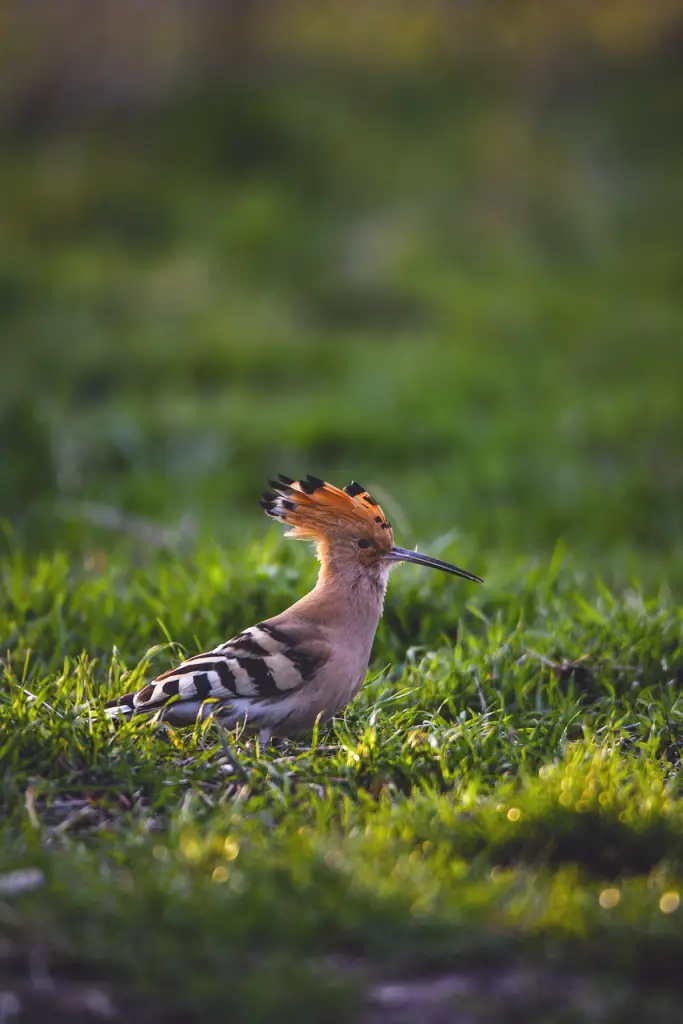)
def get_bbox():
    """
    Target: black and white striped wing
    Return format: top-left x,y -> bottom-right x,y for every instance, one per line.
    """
105,622 -> 330,718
